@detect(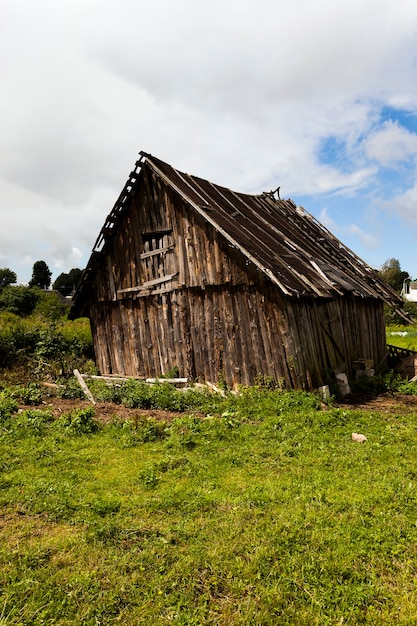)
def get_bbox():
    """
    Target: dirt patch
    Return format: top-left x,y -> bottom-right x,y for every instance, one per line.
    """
18,391 -> 417,423
19,397 -> 182,424
337,392 -> 417,414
